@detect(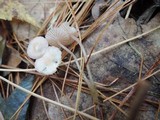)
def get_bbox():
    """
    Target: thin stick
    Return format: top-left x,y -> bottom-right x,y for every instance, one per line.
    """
155,101 -> 160,120
109,100 -> 128,117
128,42 -> 144,81
58,41 -> 98,104
13,33 -> 27,55
71,35 -> 99,104
65,105 -> 96,120
0,68 -> 35,72
125,4 -> 133,19
61,56 -> 72,95
40,85 -> 51,120
52,82 -> 69,119
97,90 -> 128,118
0,80 -> 5,98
